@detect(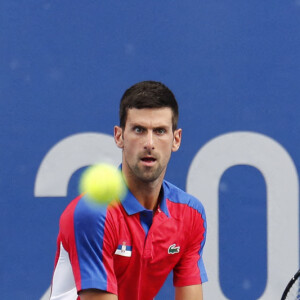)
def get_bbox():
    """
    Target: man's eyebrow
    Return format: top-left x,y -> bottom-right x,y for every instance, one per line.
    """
130,123 -> 146,128
153,125 -> 168,130
128,120 -> 171,128
131,123 -> 169,129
